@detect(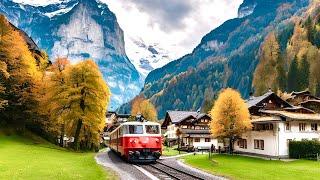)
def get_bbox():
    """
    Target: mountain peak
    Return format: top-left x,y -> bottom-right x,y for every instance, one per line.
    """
1,0 -> 143,109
